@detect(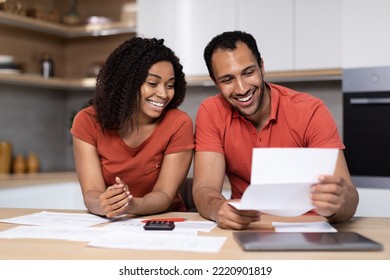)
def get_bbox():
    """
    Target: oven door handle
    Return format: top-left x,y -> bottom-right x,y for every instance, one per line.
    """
350,97 -> 390,105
